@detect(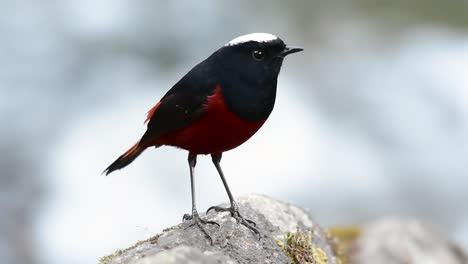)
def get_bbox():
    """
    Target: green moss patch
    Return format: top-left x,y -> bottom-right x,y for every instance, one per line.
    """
277,230 -> 328,264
